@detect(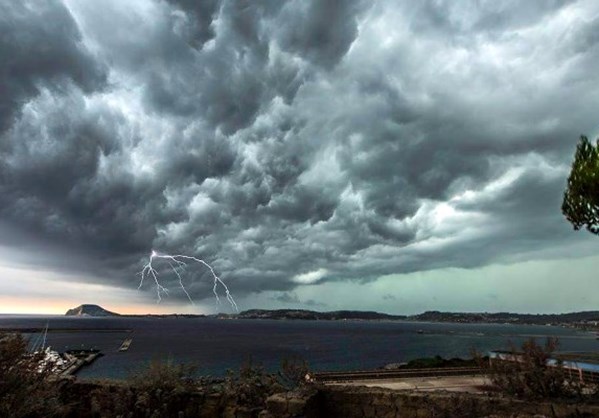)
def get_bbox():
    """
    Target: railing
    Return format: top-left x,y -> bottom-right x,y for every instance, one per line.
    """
580,370 -> 599,385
